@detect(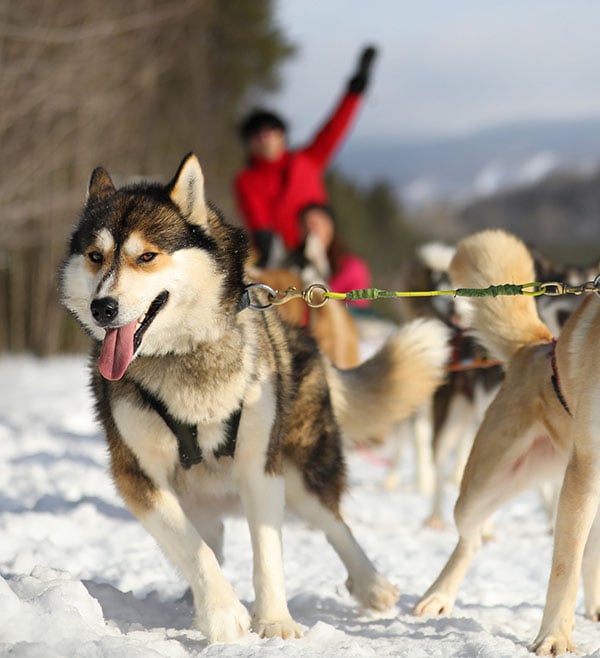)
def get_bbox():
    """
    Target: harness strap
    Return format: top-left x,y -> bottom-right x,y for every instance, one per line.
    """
135,383 -> 243,469
214,406 -> 242,459
237,288 -> 252,313
550,339 -> 572,417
